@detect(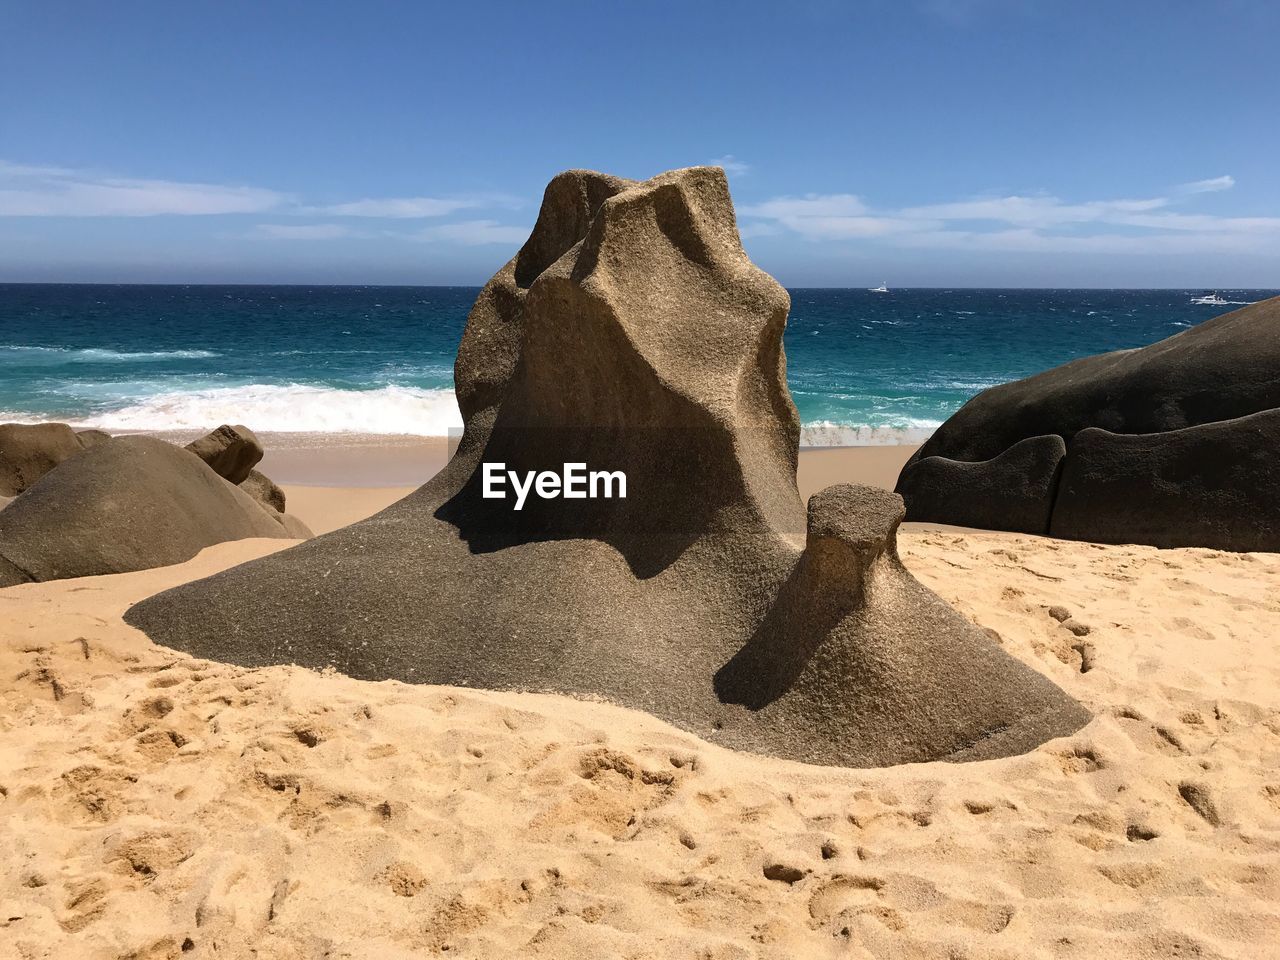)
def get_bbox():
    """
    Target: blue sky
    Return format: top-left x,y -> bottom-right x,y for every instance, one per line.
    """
2,0 -> 1277,287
